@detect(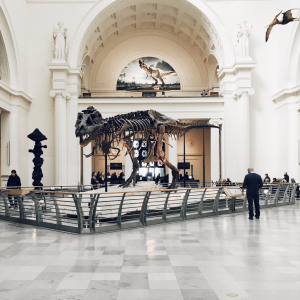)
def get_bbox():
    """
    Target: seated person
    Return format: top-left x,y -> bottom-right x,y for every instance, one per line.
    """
184,172 -> 189,180
264,173 -> 271,183
155,174 -> 161,184
272,178 -> 278,184
96,171 -> 103,184
91,172 -> 98,190
226,178 -> 231,186
118,172 -> 124,184
111,172 -> 117,179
